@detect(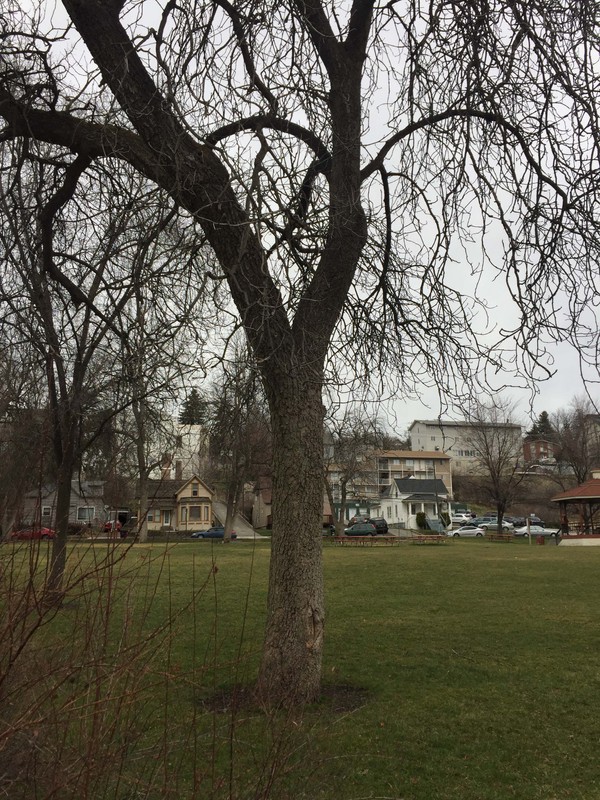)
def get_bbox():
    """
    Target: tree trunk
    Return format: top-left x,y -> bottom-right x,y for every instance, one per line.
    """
133,400 -> 149,543
256,381 -> 325,706
223,479 -> 238,542
137,471 -> 149,543
47,451 -> 75,594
